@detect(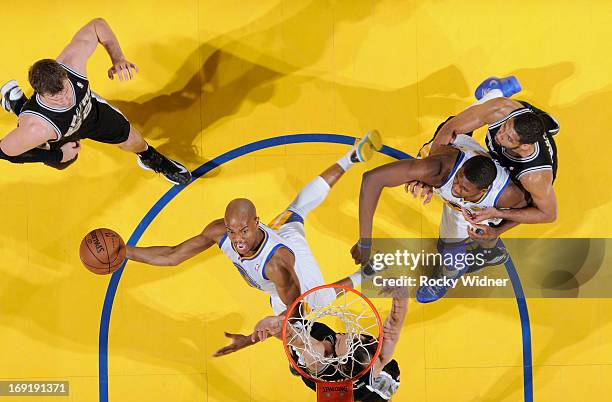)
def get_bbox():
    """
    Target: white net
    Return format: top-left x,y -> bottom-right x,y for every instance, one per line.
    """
284,286 -> 382,382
